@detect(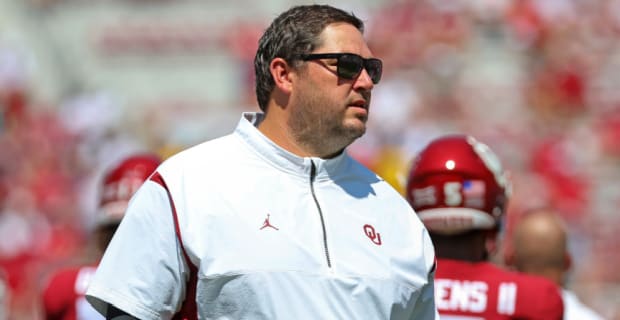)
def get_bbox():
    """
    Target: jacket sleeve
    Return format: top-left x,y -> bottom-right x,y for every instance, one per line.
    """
85,179 -> 189,320
409,228 -> 439,319
409,264 -> 439,319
